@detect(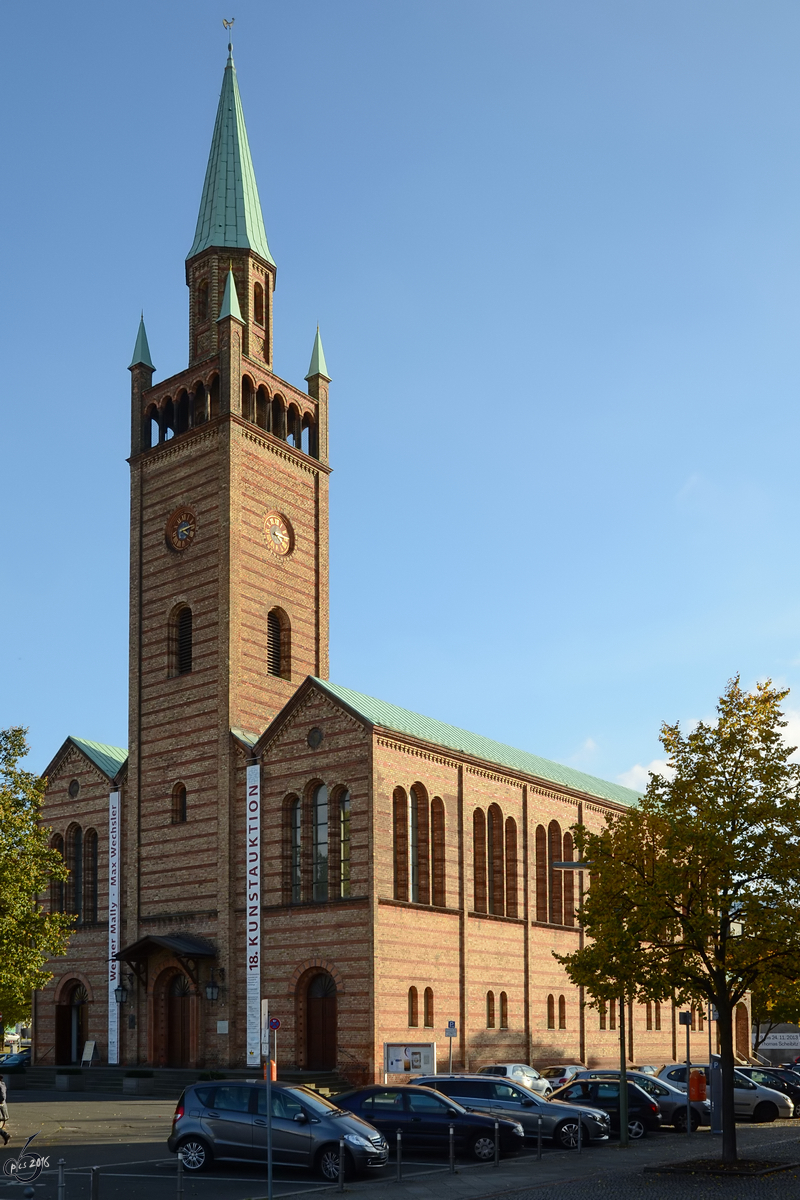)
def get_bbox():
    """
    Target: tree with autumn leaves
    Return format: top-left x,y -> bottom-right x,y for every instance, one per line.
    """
559,678 -> 800,1164
0,727 -> 72,1026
